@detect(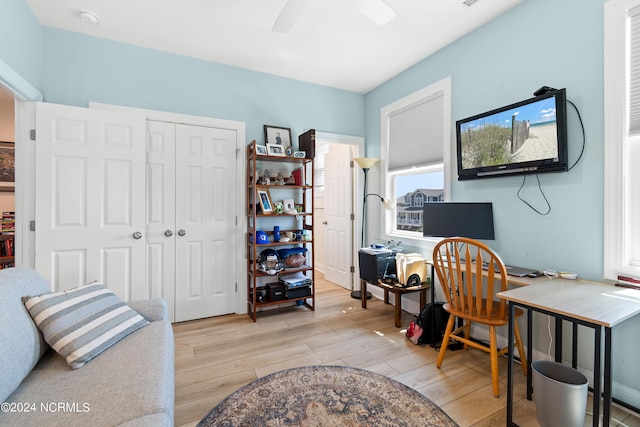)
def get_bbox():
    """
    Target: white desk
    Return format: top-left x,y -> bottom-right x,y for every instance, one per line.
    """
498,279 -> 640,427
